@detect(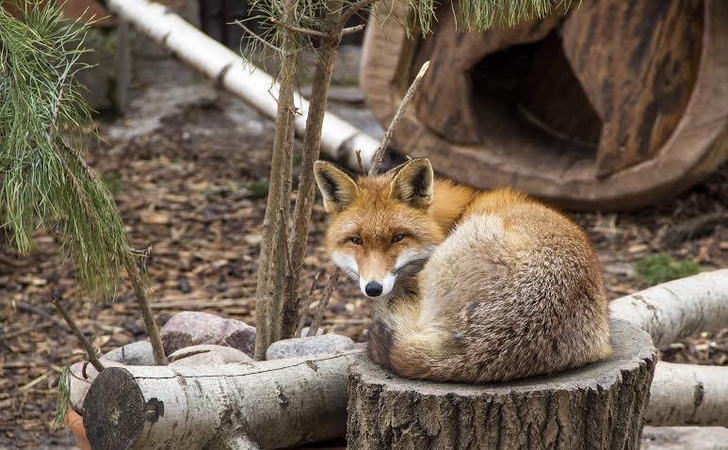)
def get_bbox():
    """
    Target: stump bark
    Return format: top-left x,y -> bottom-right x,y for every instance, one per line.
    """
347,319 -> 656,450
